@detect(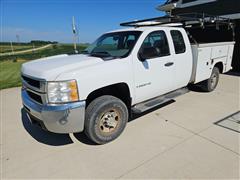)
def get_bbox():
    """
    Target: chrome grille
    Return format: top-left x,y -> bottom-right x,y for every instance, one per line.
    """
22,75 -> 41,89
26,90 -> 43,104
21,74 -> 47,104
21,74 -> 46,93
